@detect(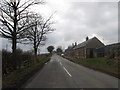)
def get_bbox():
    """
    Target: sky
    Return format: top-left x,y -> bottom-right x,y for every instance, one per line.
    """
0,0 -> 119,53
